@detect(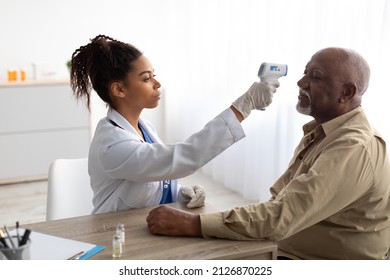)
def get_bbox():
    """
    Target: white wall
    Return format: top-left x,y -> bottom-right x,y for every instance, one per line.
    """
0,0 -> 173,80
0,0 -> 176,138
